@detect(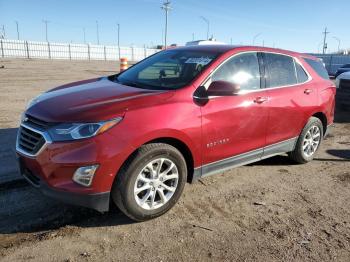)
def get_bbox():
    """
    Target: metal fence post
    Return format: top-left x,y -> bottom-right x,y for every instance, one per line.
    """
47,42 -> 51,59
68,44 -> 71,60
104,45 -> 106,61
25,41 -> 30,59
87,44 -> 90,61
0,39 -> 4,58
